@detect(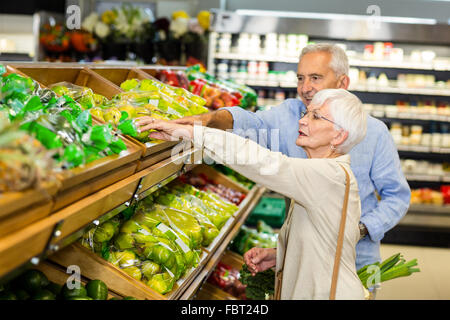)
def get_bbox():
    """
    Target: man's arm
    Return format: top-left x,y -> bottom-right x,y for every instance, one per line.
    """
360,128 -> 411,242
171,109 -> 234,130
